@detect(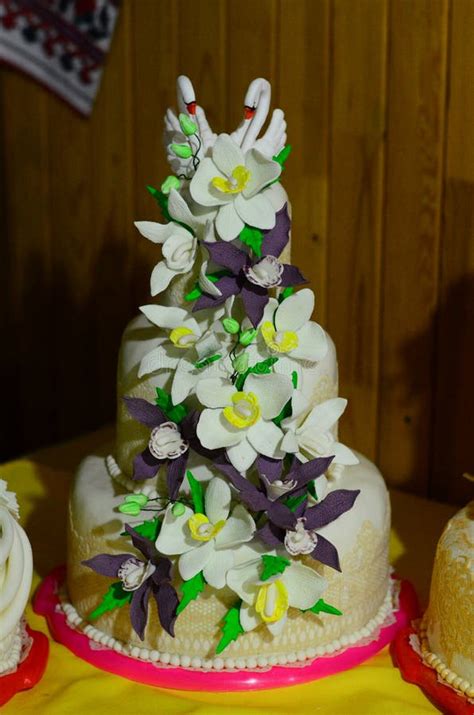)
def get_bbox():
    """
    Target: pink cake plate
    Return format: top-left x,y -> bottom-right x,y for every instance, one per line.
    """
392,624 -> 474,715
34,566 -> 419,692
0,625 -> 49,707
